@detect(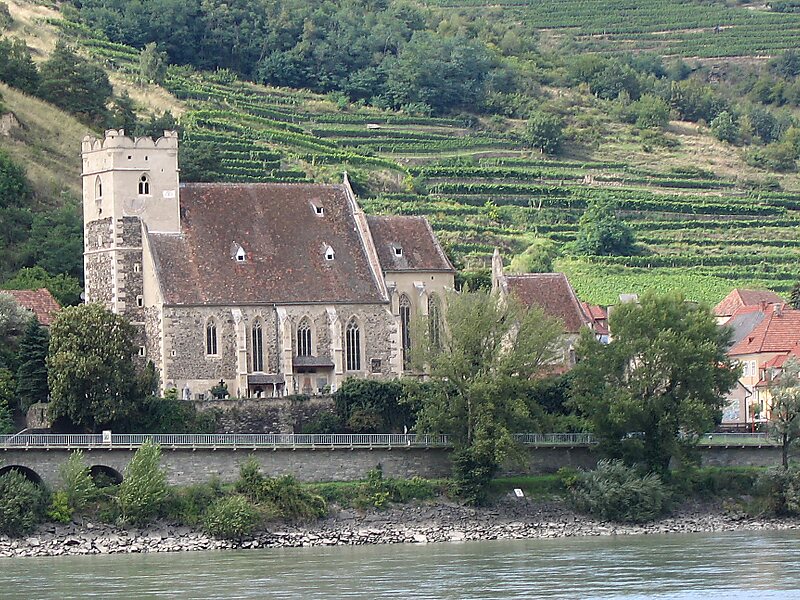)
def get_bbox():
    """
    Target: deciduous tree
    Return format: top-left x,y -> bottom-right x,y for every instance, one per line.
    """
570,292 -> 739,473
768,358 -> 800,469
